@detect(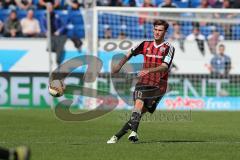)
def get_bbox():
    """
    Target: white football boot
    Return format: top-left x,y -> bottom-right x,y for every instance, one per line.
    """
128,131 -> 139,143
107,135 -> 118,144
